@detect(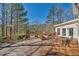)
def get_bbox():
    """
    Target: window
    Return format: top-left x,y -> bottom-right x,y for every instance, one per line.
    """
62,28 -> 66,36
69,28 -> 73,36
57,28 -> 60,35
